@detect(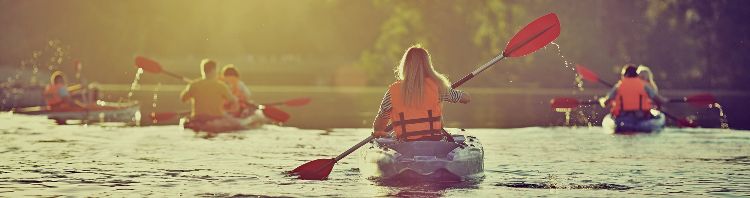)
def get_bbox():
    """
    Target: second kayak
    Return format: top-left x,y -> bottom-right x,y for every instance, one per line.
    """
602,109 -> 666,134
13,100 -> 140,125
361,130 -> 484,181
182,110 -> 268,133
